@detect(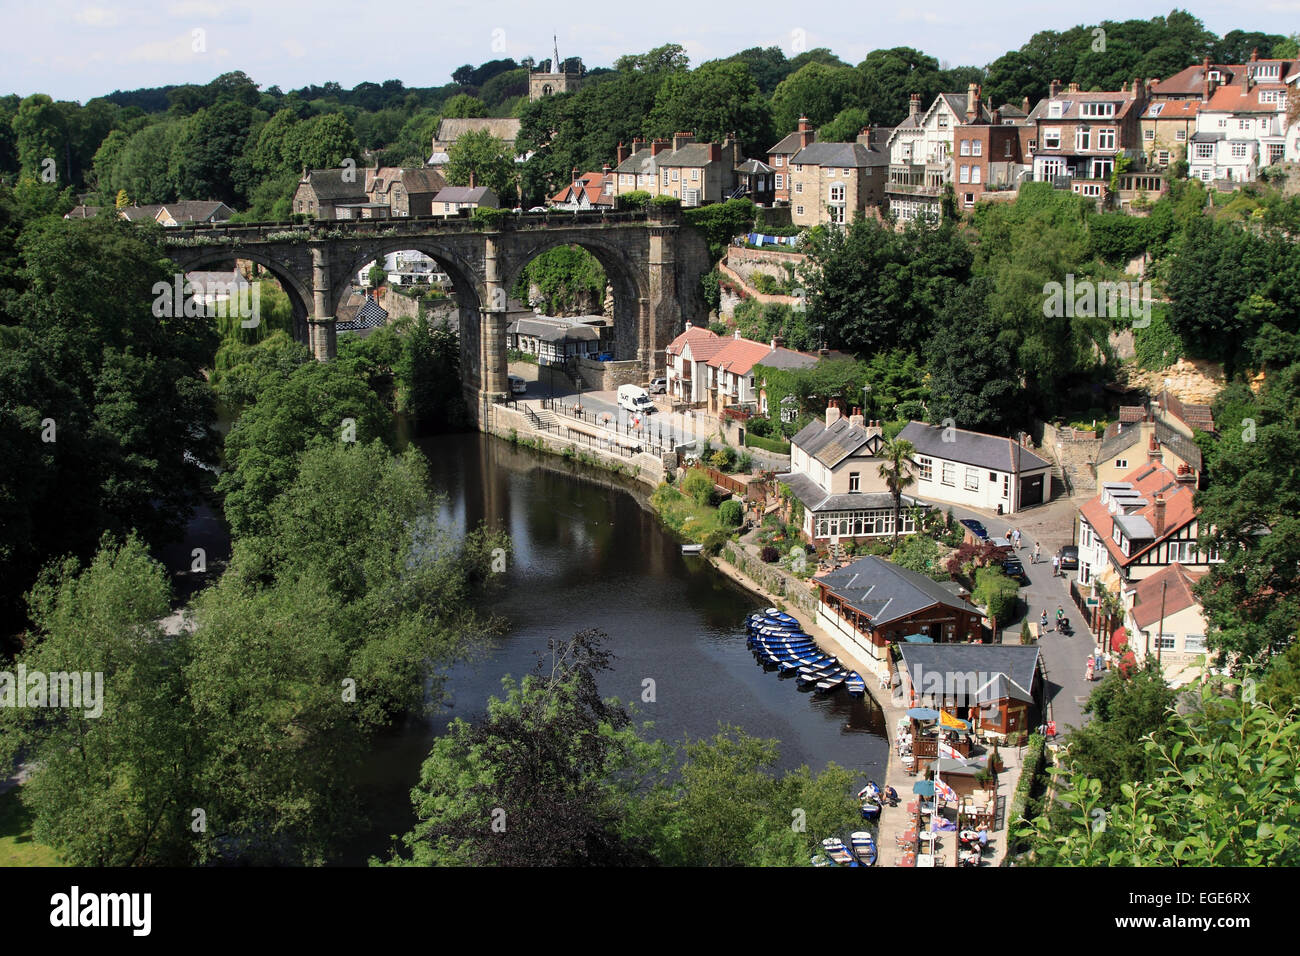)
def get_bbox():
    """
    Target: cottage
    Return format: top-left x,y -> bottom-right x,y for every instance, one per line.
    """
549,168 -> 615,210
293,169 -> 369,219
505,315 -> 603,365
154,201 -> 234,226
1120,562 -> 1209,671
366,166 -> 448,217
431,186 -> 499,216
898,643 -> 1043,738
610,133 -> 744,206
898,421 -> 1052,514
779,406 -> 927,546
815,555 -> 986,681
